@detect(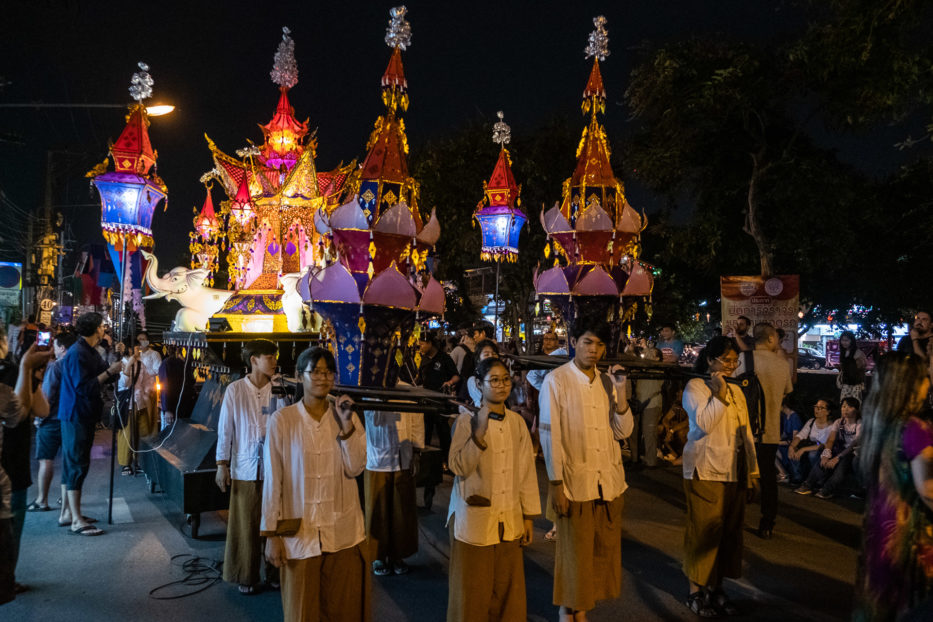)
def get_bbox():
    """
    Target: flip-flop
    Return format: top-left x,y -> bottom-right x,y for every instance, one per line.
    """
59,516 -> 99,527
70,524 -> 104,536
238,584 -> 258,595
27,501 -> 51,512
544,529 -> 558,542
